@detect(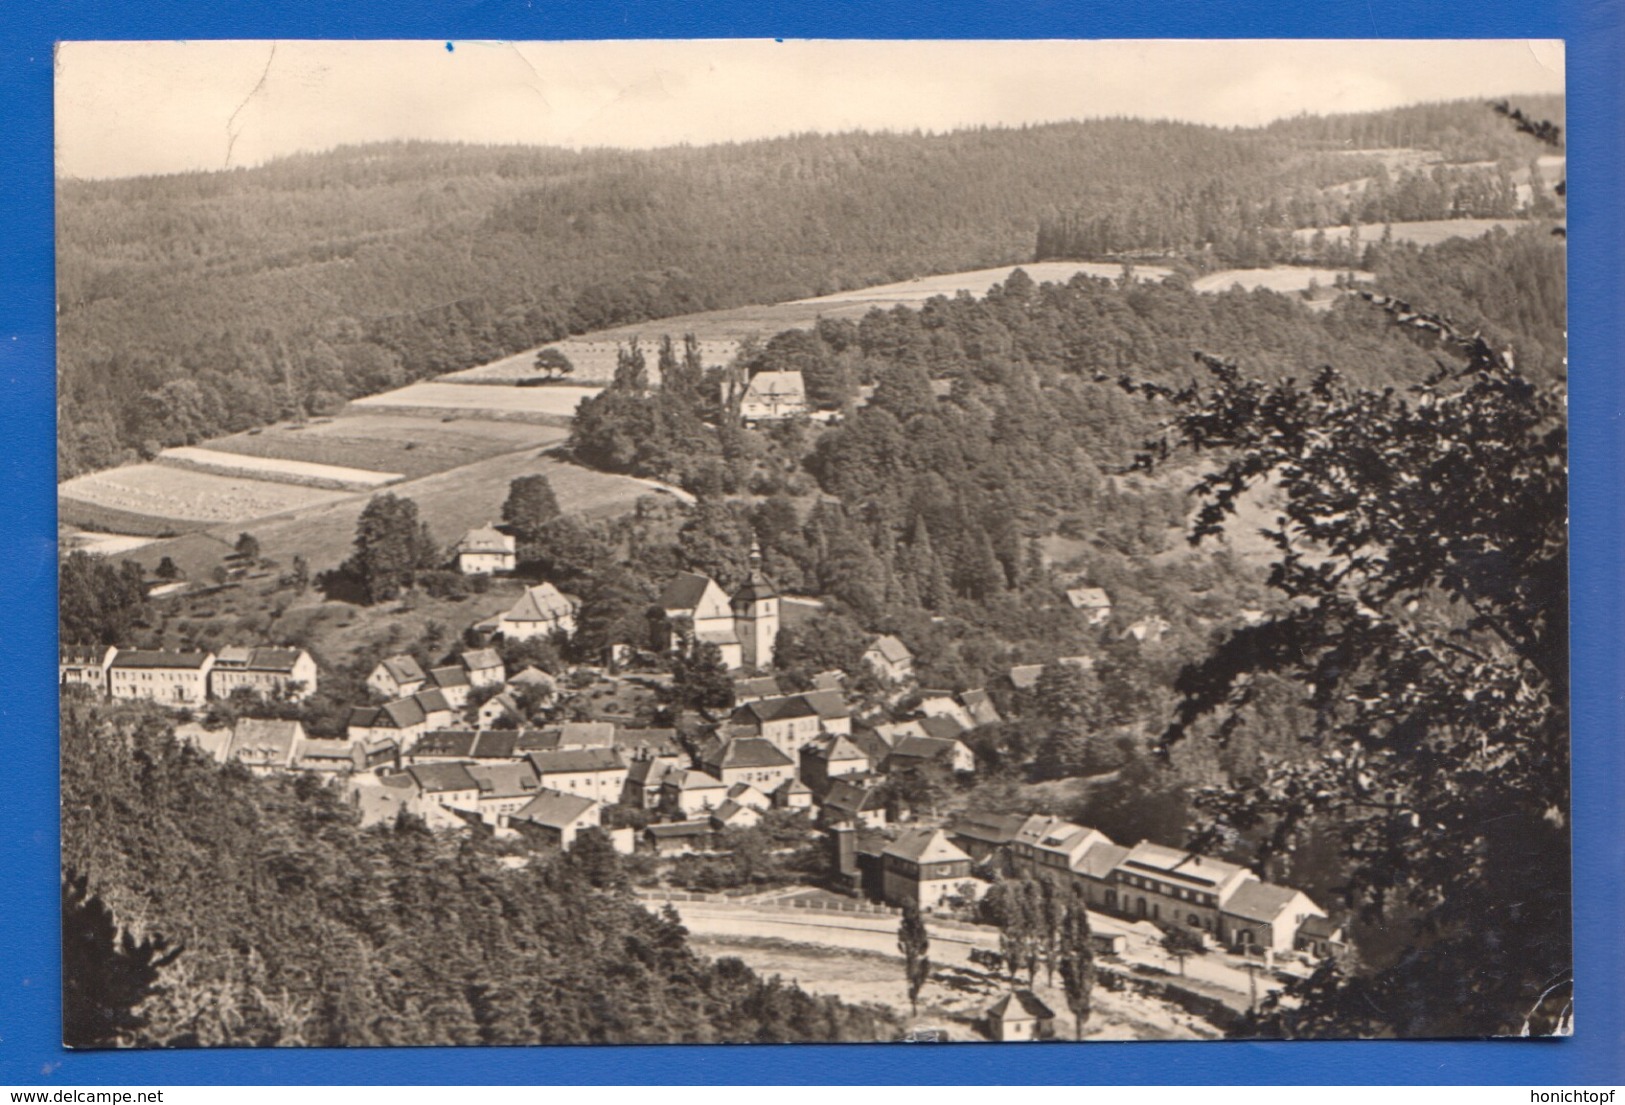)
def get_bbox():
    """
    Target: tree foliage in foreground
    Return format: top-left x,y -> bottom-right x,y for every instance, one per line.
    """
1128,293 -> 1569,1037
